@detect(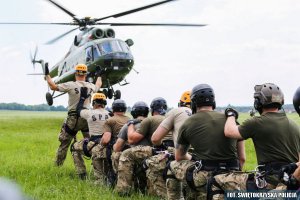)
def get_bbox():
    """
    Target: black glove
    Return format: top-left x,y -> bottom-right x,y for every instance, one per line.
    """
127,119 -> 141,126
279,163 -> 298,181
225,108 -> 239,119
80,87 -> 89,99
95,67 -> 106,77
45,63 -> 49,75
